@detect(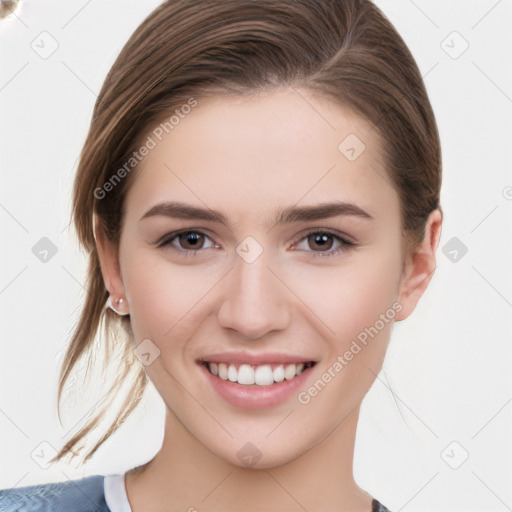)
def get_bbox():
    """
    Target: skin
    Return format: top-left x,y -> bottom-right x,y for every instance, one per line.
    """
95,87 -> 442,511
